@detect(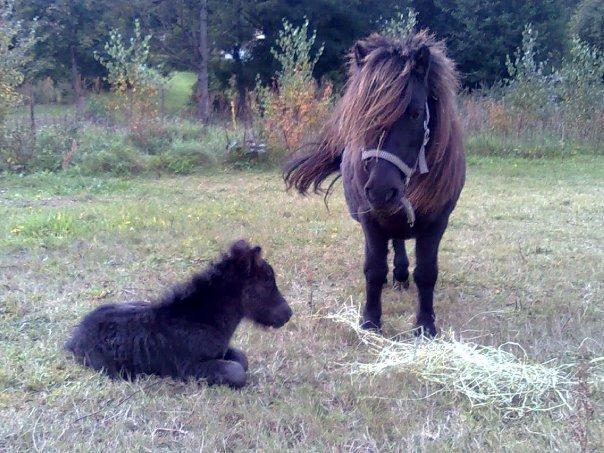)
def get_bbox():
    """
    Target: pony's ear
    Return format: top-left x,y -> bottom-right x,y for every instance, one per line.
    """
353,41 -> 370,67
414,45 -> 431,79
